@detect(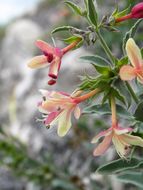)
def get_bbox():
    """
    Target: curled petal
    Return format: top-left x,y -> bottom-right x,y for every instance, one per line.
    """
28,55 -> 48,69
119,65 -> 136,81
93,134 -> 112,156
44,111 -> 61,126
126,38 -> 142,68
49,58 -> 61,79
112,135 -> 127,158
114,127 -> 133,135
57,110 -> 72,137
36,40 -> 54,54
137,75 -> 143,84
74,106 -> 81,119
121,134 -> 143,147
91,128 -> 112,144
